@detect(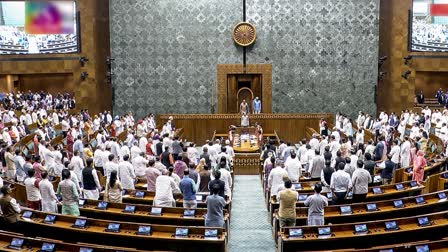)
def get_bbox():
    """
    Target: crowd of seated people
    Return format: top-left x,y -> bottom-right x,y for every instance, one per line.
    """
263,106 -> 447,228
